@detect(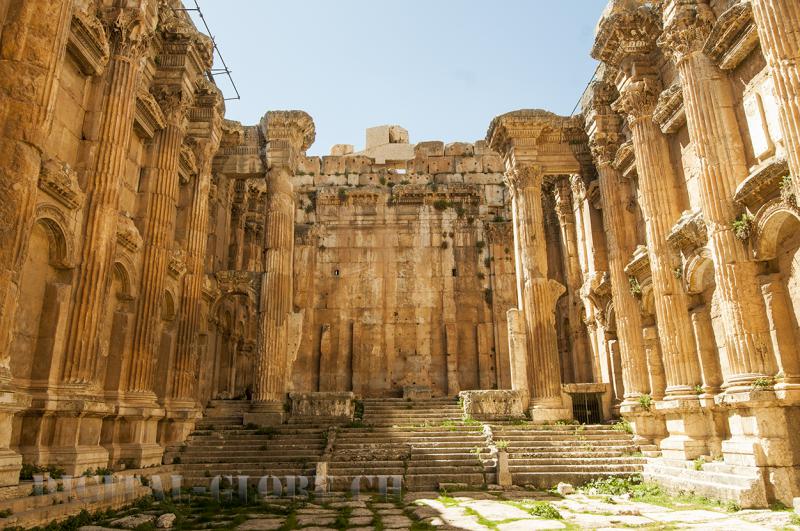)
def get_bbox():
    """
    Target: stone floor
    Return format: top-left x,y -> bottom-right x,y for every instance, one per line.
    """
67,488 -> 800,531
